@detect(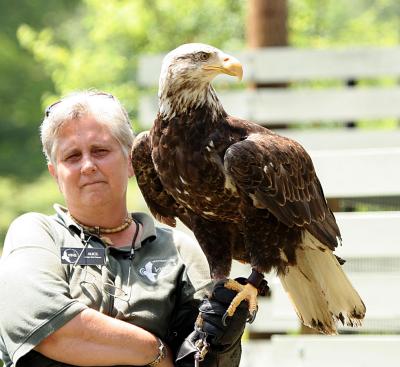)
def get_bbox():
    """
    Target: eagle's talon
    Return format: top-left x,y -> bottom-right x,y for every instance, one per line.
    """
222,312 -> 231,327
247,307 -> 258,324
